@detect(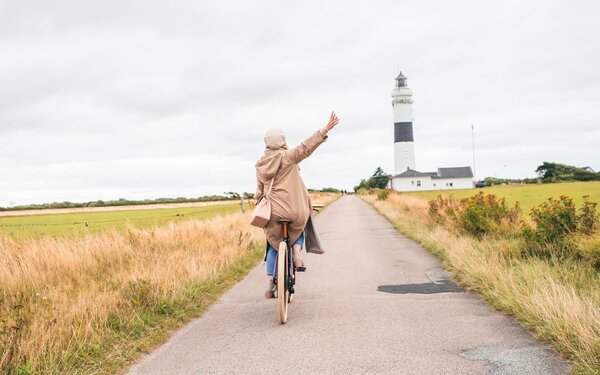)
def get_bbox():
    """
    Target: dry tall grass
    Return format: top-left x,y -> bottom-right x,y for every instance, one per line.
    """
363,192 -> 600,375
309,192 -> 342,206
0,212 -> 264,374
